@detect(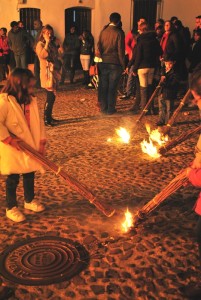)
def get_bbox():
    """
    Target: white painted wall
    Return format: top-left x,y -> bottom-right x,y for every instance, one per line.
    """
162,0 -> 200,33
93,0 -> 132,46
0,0 -> 132,45
1,0 -> 198,45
